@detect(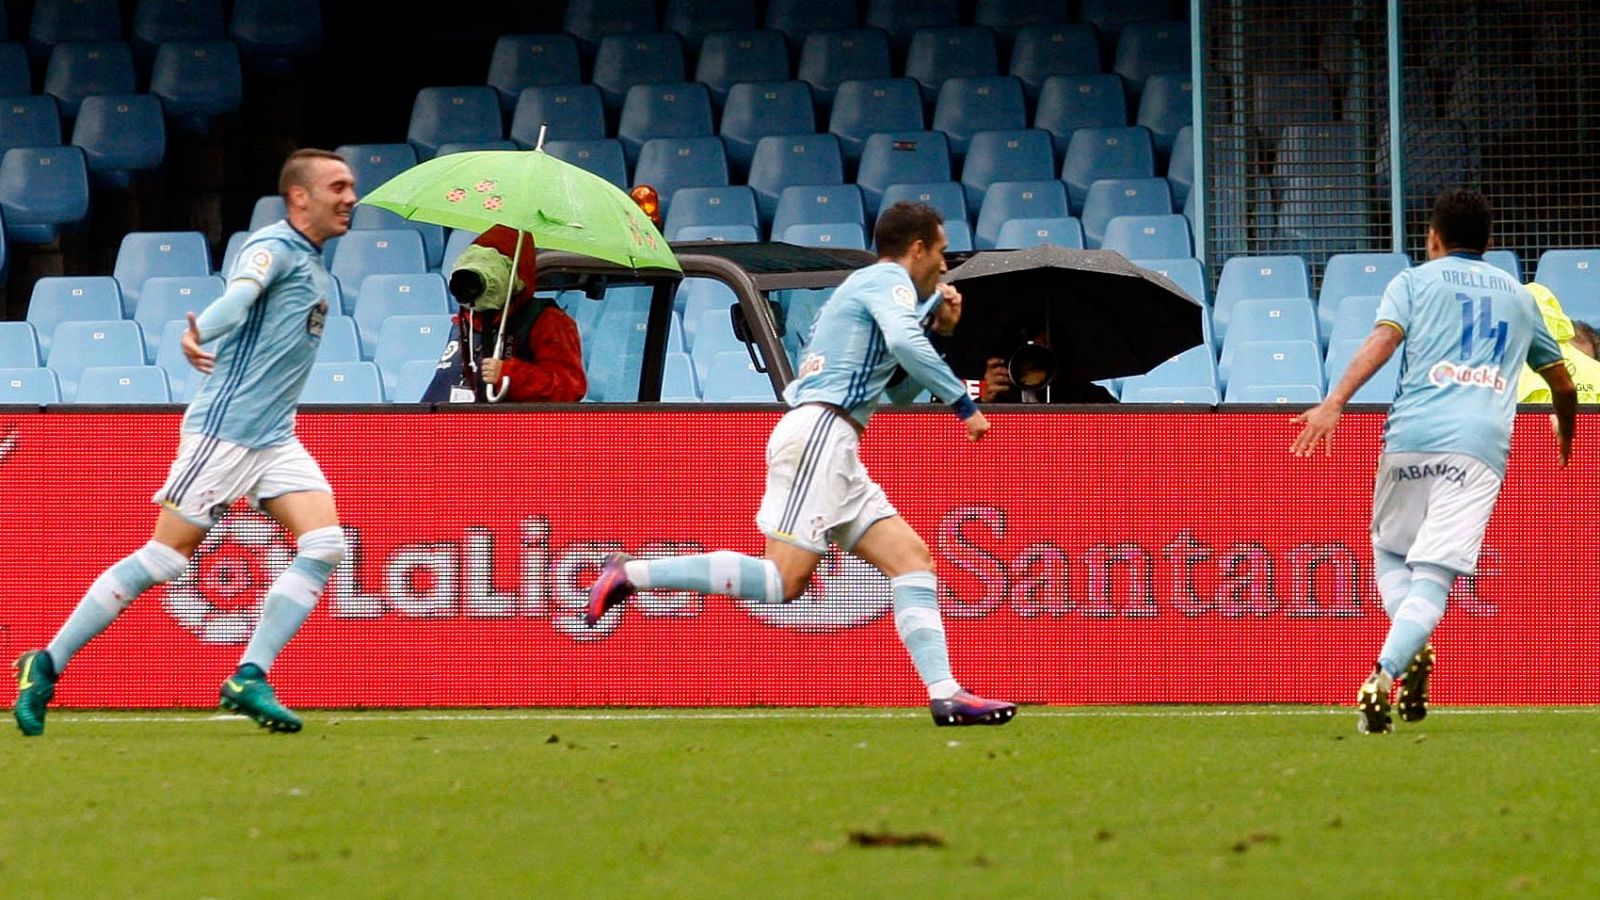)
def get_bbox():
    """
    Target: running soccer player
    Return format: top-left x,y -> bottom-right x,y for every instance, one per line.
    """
13,149 -> 357,736
1291,187 -> 1576,734
586,201 -> 1016,727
